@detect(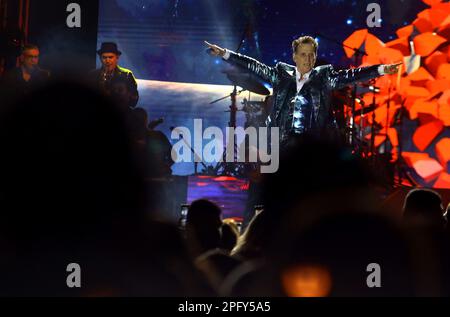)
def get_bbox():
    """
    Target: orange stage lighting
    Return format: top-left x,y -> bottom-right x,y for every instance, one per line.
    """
378,47 -> 404,65
343,29 -> 368,58
341,1 -> 449,188
396,25 -> 414,38
365,134 -> 387,148
425,51 -> 448,77
434,172 -> 450,189
413,32 -> 447,57
402,152 -> 430,167
388,127 -> 399,148
413,17 -> 434,33
412,119 -> 444,151
441,45 -> 450,59
404,86 -> 429,103
282,265 -> 332,297
409,99 -> 439,120
418,113 -> 439,125
432,1 -> 450,12
438,15 -> 450,39
414,158 -> 444,183
364,34 -> 385,64
408,67 -> 435,82
418,8 -> 449,29
438,90 -> 450,105
435,138 -> 450,169
436,63 -> 450,80
438,91 -> 450,126
426,79 -> 450,95
385,37 -> 410,56
439,105 -> 450,126
422,0 -> 445,7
